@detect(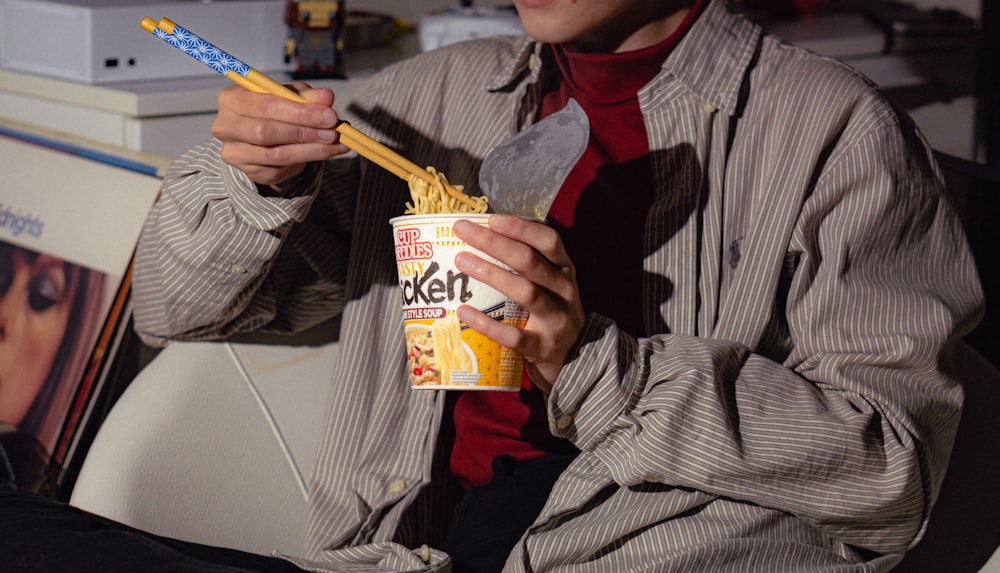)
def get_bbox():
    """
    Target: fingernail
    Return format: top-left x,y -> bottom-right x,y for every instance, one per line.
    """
455,251 -> 475,271
320,109 -> 338,125
318,130 -> 336,142
489,213 -> 513,230
453,219 -> 473,236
